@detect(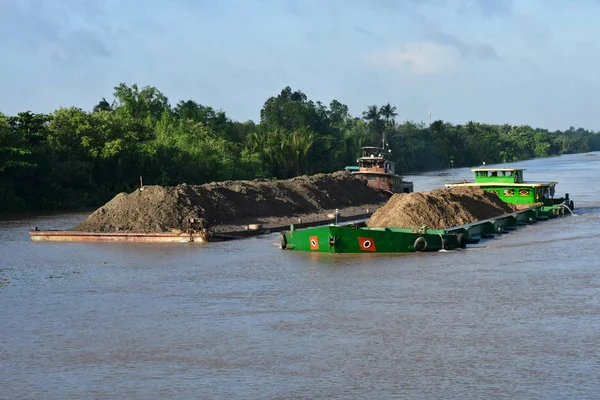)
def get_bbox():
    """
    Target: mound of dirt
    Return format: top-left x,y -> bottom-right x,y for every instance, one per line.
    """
72,172 -> 389,232
367,186 -> 518,229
